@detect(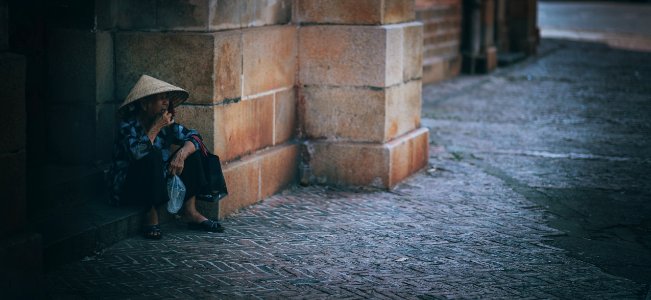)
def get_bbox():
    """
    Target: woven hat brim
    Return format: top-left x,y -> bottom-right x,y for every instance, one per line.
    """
119,75 -> 189,111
